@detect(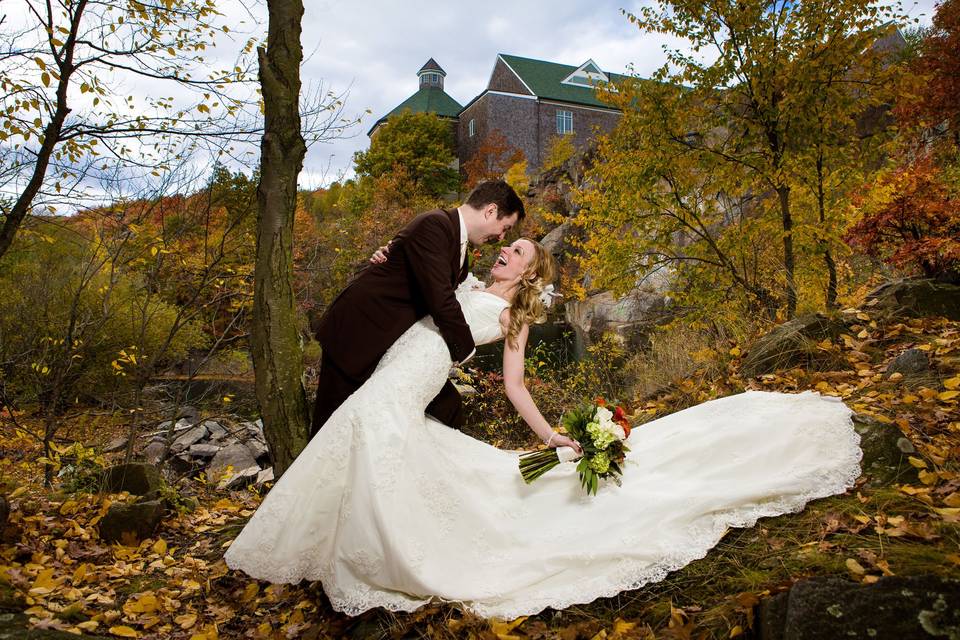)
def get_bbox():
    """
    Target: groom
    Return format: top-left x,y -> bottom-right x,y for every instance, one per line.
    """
310,180 -> 525,438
